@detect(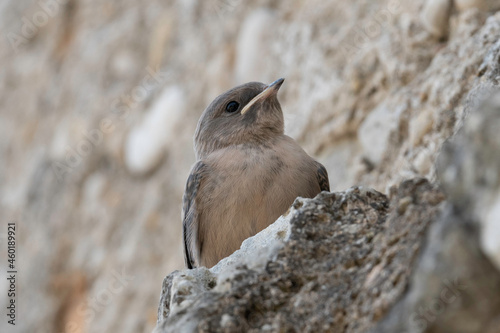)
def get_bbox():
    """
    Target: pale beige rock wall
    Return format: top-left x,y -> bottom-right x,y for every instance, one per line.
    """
1,0 -> 498,332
